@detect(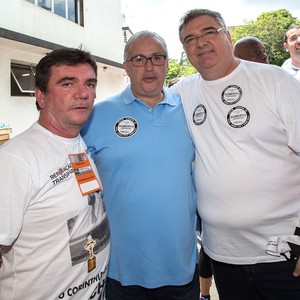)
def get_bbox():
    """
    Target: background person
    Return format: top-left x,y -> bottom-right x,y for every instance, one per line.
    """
81,30 -> 199,300
233,36 -> 269,63
0,48 -> 110,299
197,215 -> 213,300
171,8 -> 300,300
282,25 -> 300,81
